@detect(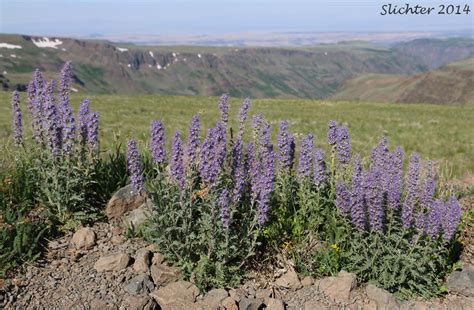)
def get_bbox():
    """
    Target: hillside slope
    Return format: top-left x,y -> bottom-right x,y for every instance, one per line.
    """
1,34 -> 473,99
332,58 -> 474,105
